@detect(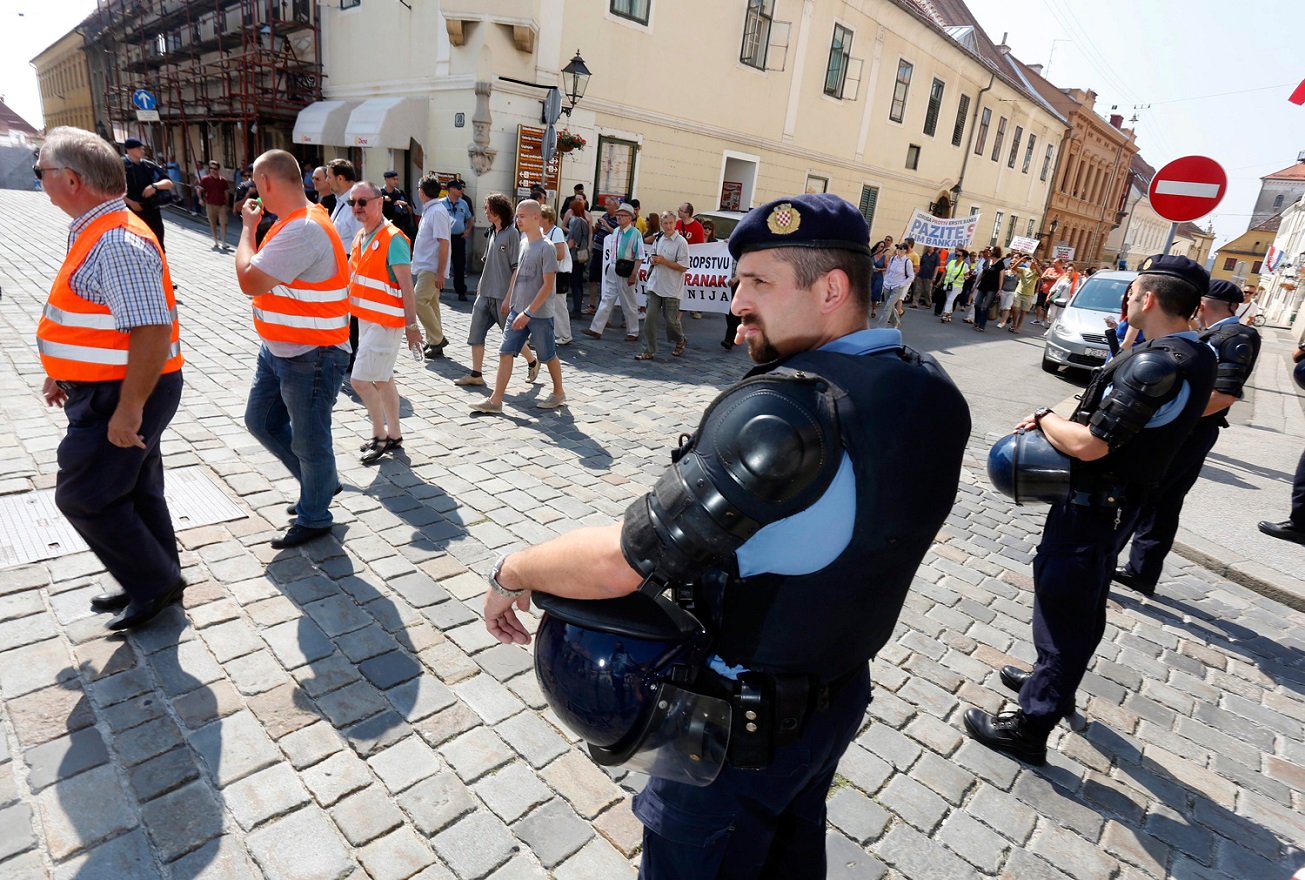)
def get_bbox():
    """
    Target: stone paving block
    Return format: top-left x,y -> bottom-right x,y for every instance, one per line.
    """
261,619 -> 335,670
224,650 -> 293,696
431,810 -> 519,879
224,763 -> 312,831
0,638 -> 75,699
414,701 -> 481,749
246,806 -> 355,880
139,778 -> 225,862
1029,821 -> 1116,880
903,714 -> 963,757
873,822 -> 976,880
827,787 -> 889,844
72,636 -> 137,683
539,751 -> 624,819
0,802 -> 37,862
495,712 -> 570,769
441,726 -> 513,783
345,709 -> 414,758
1012,772 -> 1104,840
999,848 -> 1075,880
278,721 -> 345,770
86,666 -> 153,708
474,644 -> 533,682
189,710 -> 281,787
314,679 -> 390,729
101,690 -> 167,735
167,833 -> 262,880
388,571 -> 451,608
292,652 -> 362,698
386,674 -> 457,723
966,785 -> 1037,845
336,624 -> 402,664
24,726 -> 110,791
397,770 -> 478,836
825,833 -> 887,880
452,673 -> 525,725
38,764 -> 135,860
243,682 -> 319,740
359,651 -> 423,690
445,621 -> 499,655
473,760 -> 551,823
357,826 -> 437,880
302,749 -> 373,807
910,751 -> 975,806
857,724 -> 922,772
50,827 -> 154,880
1101,819 -> 1169,878
552,837 -> 637,880
592,800 -> 642,858
129,746 -> 201,803
877,773 -> 949,833
8,683 -> 94,747
836,743 -> 893,795
302,595 -> 372,638
368,735 -> 442,794
172,679 -> 243,730
330,784 -> 405,846
936,809 -> 1007,874
198,618 -> 266,663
